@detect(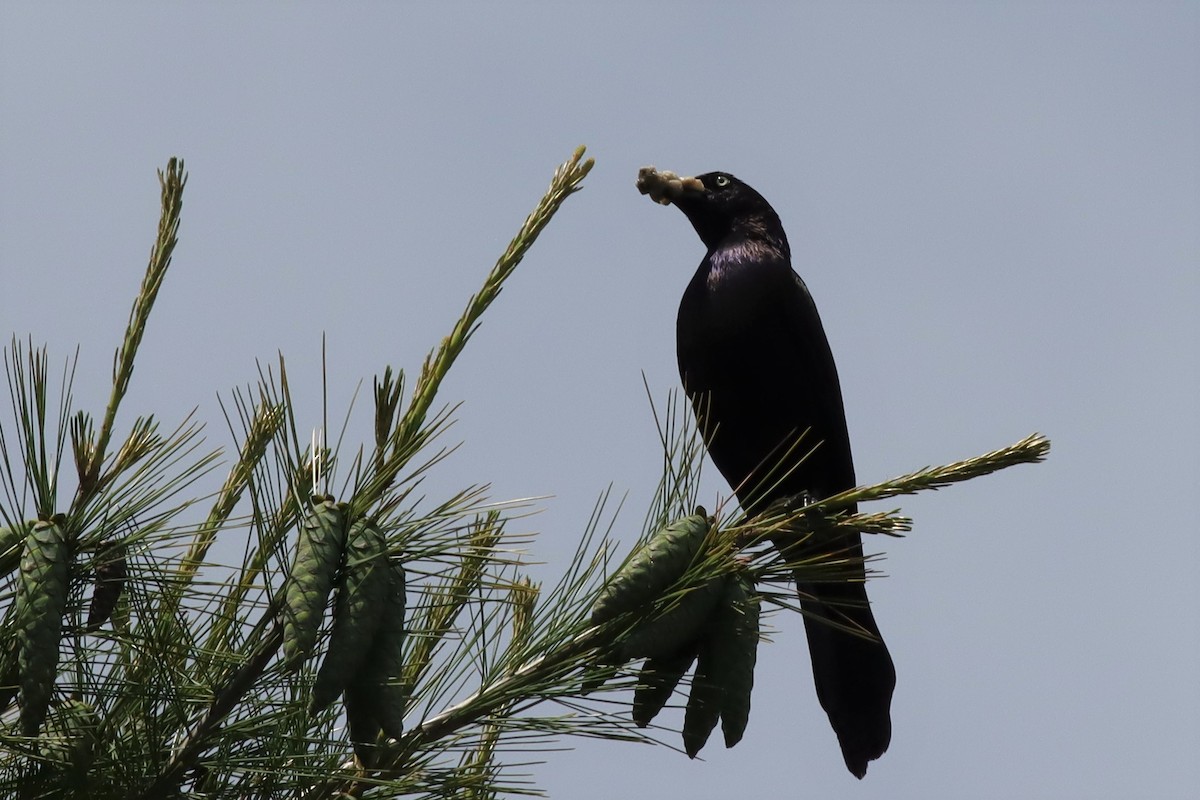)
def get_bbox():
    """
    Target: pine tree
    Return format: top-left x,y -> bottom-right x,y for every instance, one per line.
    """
0,149 -> 1048,798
